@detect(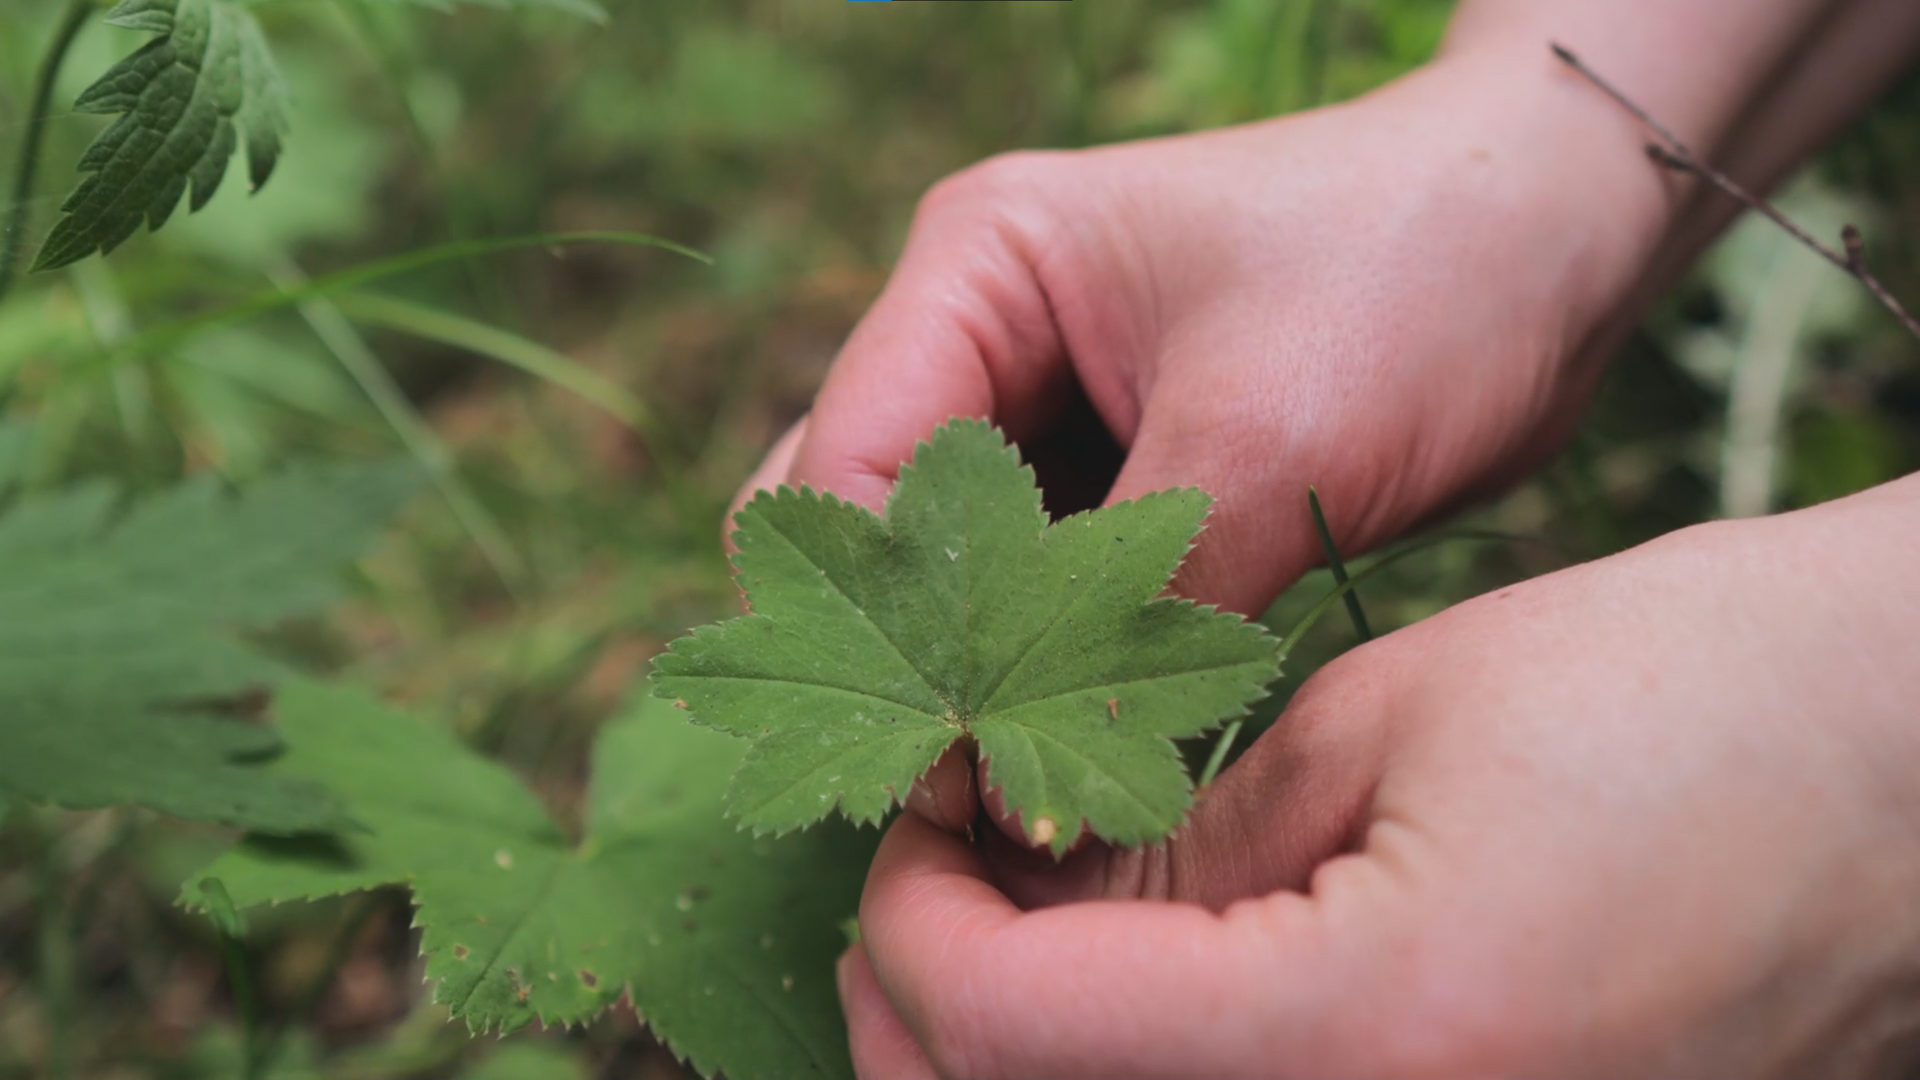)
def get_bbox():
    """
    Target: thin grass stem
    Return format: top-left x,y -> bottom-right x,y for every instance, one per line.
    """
1308,486 -> 1372,642
271,260 -> 527,594
75,232 -> 708,378
1198,529 -> 1529,785
251,895 -> 381,1075
1196,720 -> 1243,789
